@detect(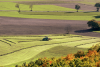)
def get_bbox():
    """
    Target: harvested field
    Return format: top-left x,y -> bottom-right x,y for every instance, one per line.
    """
0,16 -> 100,37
